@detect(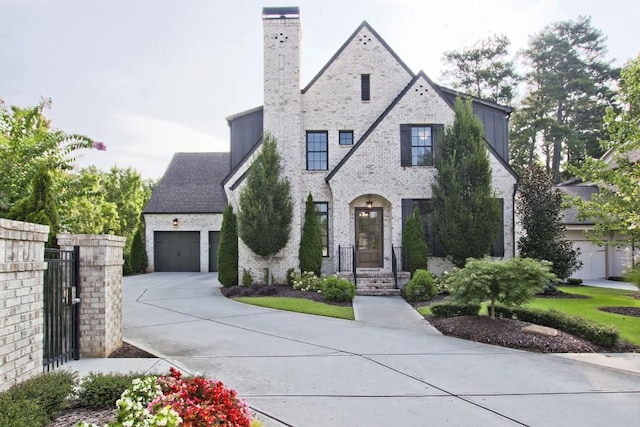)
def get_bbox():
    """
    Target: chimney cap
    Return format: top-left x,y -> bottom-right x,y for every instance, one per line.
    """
262,7 -> 300,19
